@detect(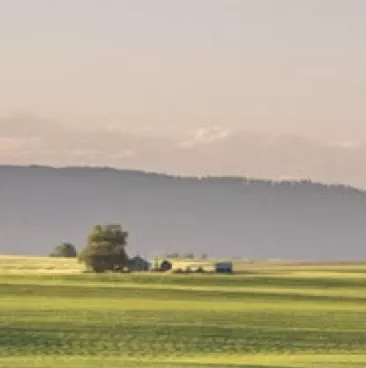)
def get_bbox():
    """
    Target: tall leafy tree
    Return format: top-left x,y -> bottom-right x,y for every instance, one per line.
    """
79,224 -> 129,273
